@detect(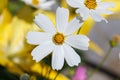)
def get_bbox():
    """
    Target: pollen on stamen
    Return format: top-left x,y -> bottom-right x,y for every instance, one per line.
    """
84,0 -> 97,9
53,33 -> 65,45
32,0 -> 39,5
